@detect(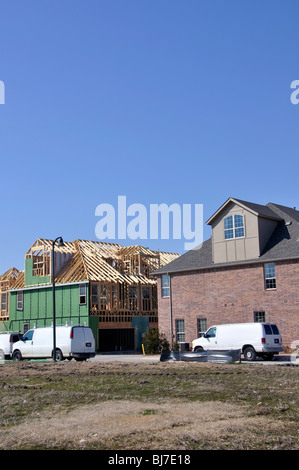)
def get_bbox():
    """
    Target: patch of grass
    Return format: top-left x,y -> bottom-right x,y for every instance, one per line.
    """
141,409 -> 159,415
0,361 -> 298,450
